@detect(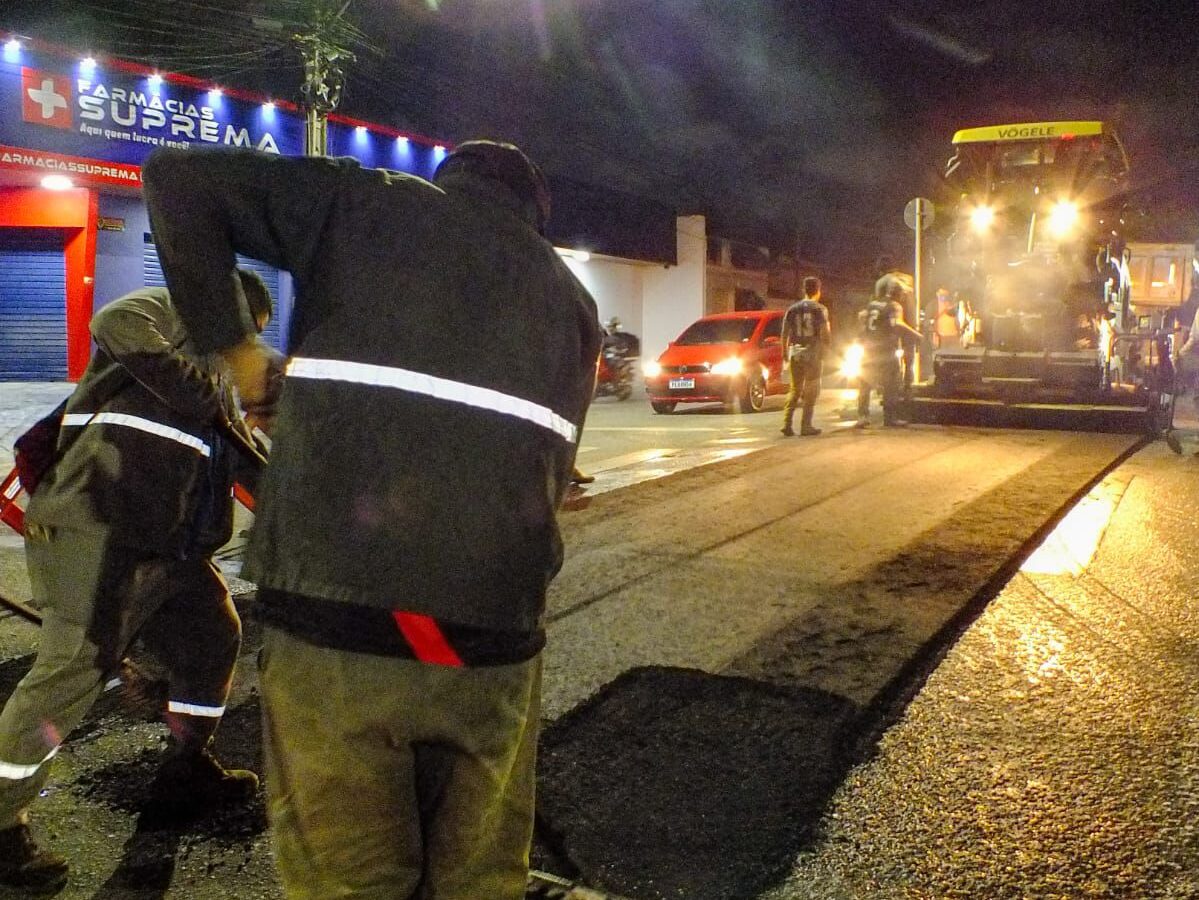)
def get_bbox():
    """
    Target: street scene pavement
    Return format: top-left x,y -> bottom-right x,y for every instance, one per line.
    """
0,383 -> 1198,898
